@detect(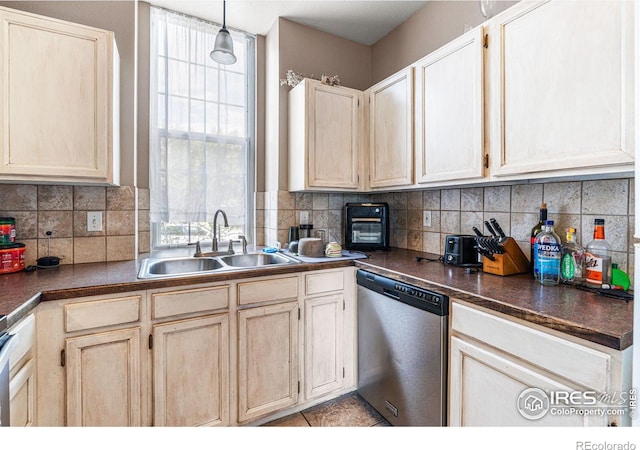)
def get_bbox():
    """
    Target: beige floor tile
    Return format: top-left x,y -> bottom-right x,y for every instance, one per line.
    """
263,413 -> 310,427
301,393 -> 387,427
